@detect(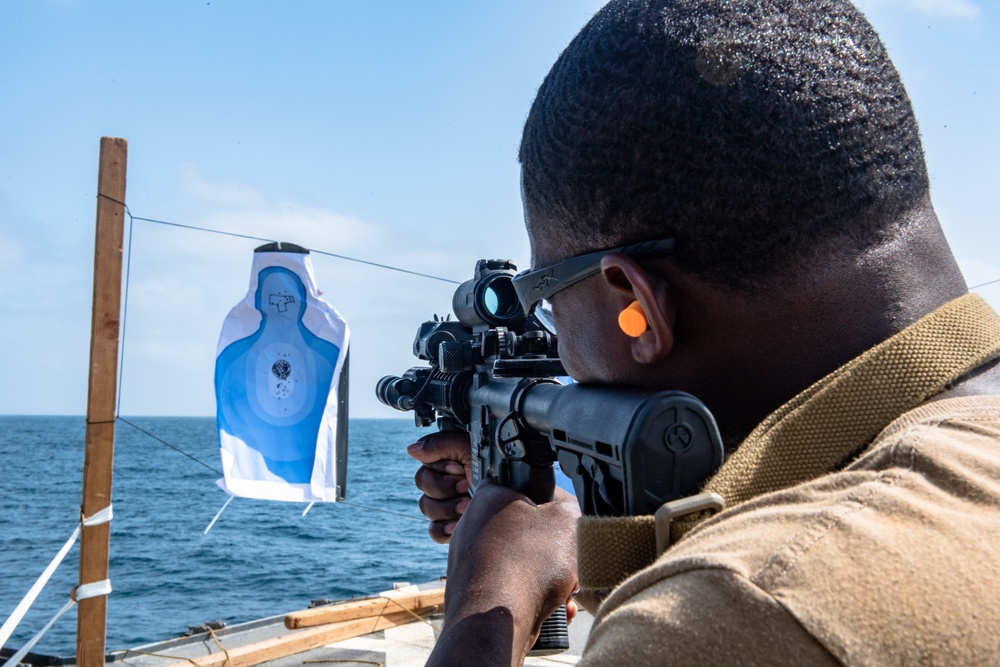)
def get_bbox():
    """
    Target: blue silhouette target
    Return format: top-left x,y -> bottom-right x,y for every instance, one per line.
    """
215,247 -> 349,502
